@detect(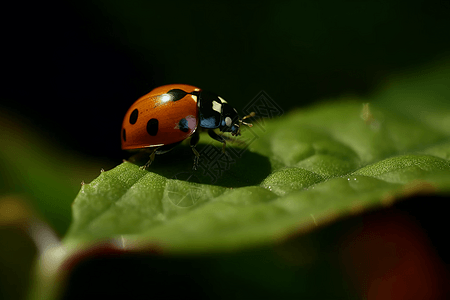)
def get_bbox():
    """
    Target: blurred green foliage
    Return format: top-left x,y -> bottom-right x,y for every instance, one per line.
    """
0,113 -> 113,235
